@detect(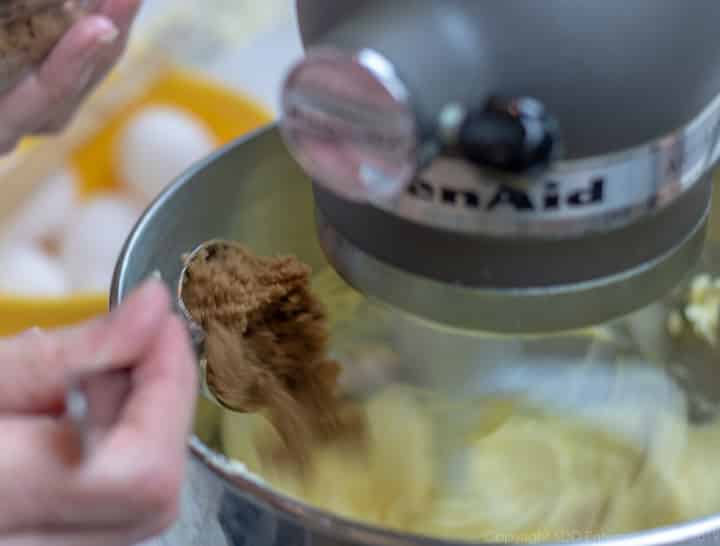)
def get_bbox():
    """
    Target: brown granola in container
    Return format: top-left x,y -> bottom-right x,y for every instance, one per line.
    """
0,0 -> 99,93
